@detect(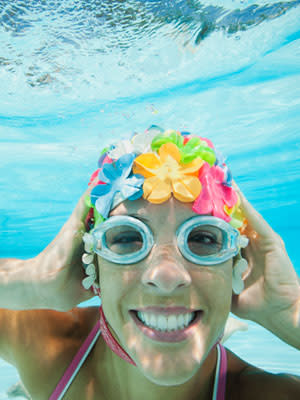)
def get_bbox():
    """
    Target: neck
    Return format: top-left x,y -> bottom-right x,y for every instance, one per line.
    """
99,305 -> 136,365
98,342 -> 218,400
96,306 -> 219,400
